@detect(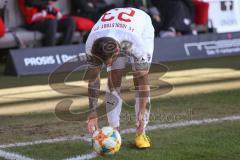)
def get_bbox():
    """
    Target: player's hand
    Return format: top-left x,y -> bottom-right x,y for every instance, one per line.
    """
136,111 -> 145,134
87,111 -> 98,135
